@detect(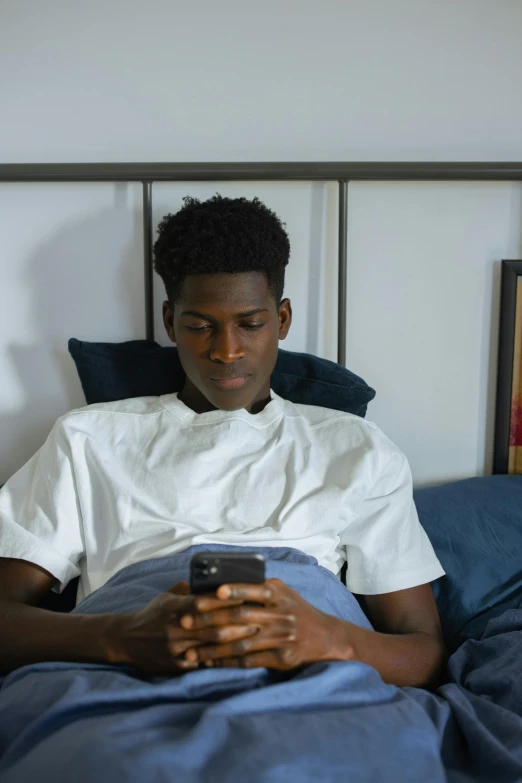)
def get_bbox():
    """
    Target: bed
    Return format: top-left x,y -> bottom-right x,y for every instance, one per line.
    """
1,161 -> 522,782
